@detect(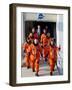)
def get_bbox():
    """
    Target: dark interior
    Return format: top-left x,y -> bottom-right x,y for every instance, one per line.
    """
25,21 -> 56,42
